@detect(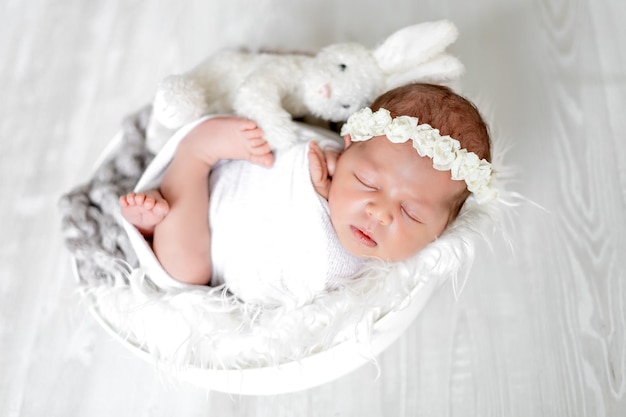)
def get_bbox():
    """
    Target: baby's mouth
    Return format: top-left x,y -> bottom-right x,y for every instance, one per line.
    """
350,226 -> 377,247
